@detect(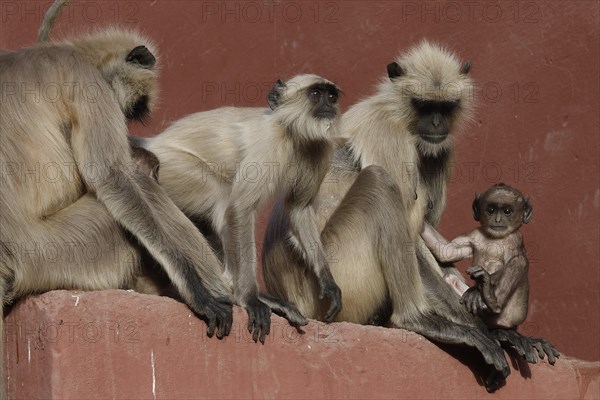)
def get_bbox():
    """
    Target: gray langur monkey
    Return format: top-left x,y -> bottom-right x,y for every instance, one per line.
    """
263,41 -> 558,392
39,0 -> 160,183
141,75 -> 342,343
1,6 -> 235,393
